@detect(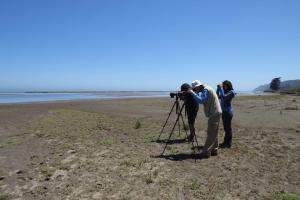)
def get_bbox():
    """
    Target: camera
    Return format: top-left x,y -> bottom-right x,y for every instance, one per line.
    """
169,83 -> 191,100
169,92 -> 184,99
